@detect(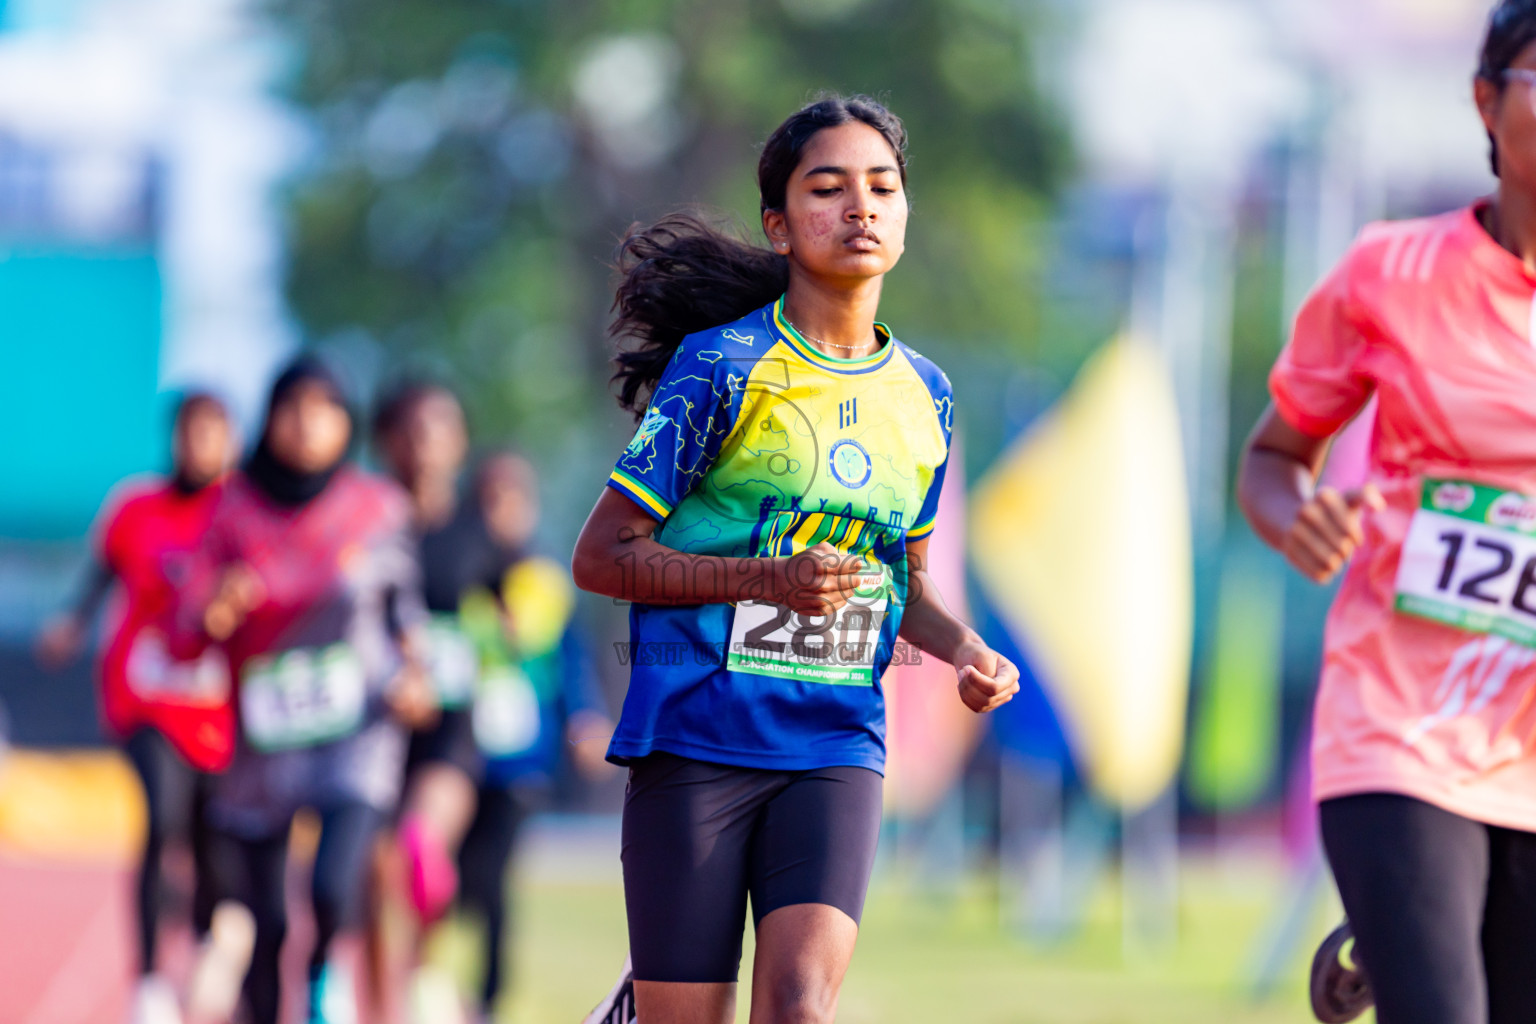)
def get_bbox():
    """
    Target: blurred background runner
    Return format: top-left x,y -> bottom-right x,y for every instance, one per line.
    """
35,392 -> 237,1024
372,383 -> 614,1023
167,358 -> 435,1024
